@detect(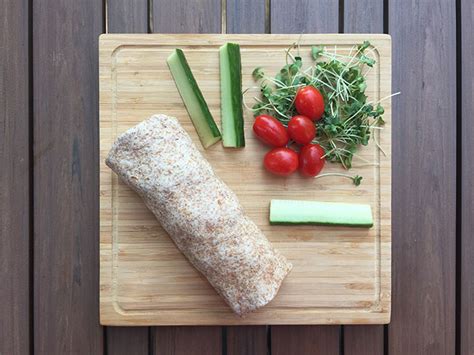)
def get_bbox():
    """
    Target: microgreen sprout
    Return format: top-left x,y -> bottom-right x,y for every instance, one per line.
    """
250,41 -> 390,171
314,173 -> 363,186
